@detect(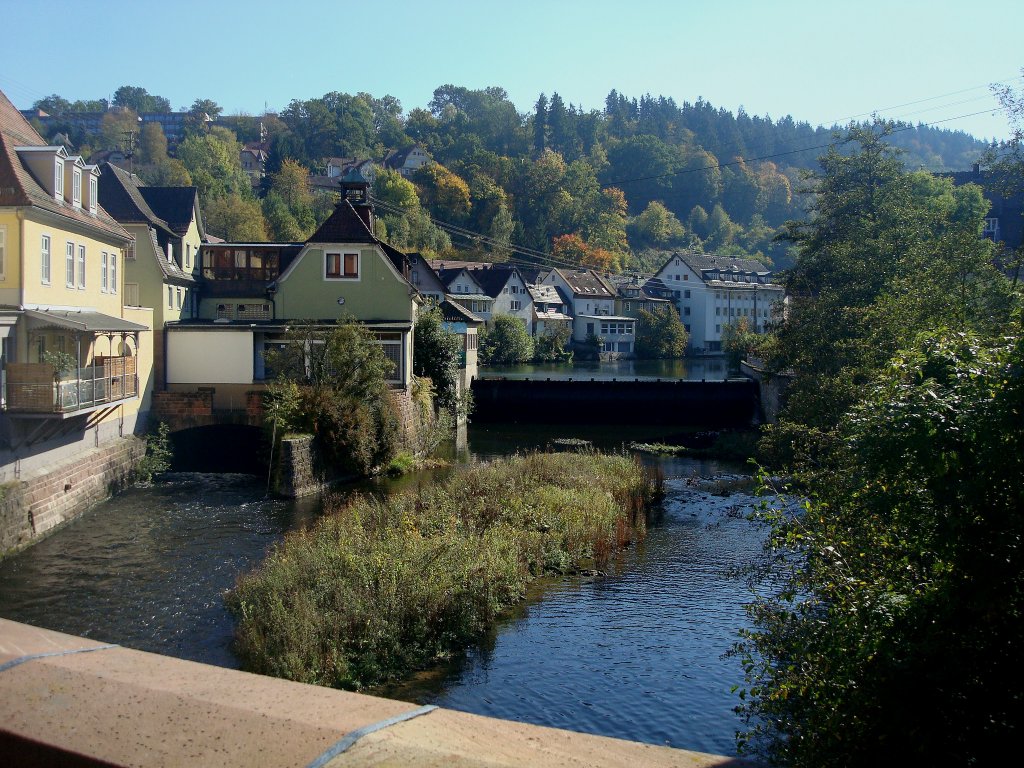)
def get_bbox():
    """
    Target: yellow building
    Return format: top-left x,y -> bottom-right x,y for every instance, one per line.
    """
0,89 -> 153,478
